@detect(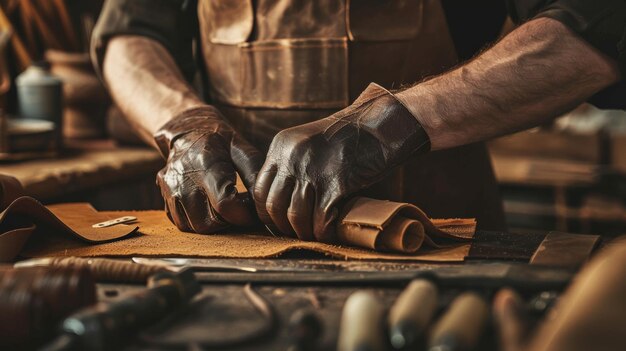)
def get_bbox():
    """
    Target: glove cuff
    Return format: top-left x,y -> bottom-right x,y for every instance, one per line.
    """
353,83 -> 431,162
154,106 -> 224,158
384,84 -> 432,154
